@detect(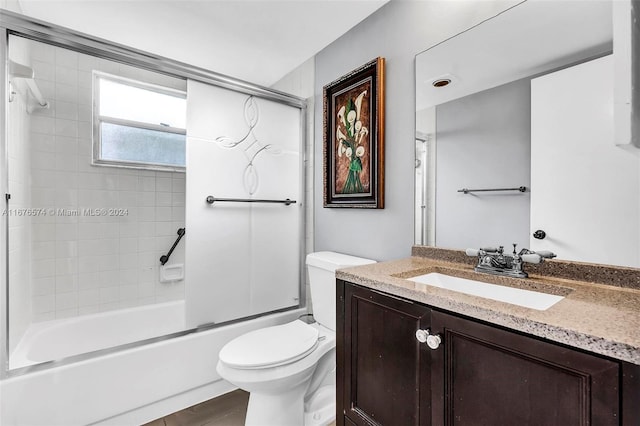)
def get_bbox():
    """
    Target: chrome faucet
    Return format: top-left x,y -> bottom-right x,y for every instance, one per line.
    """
466,244 -> 556,278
